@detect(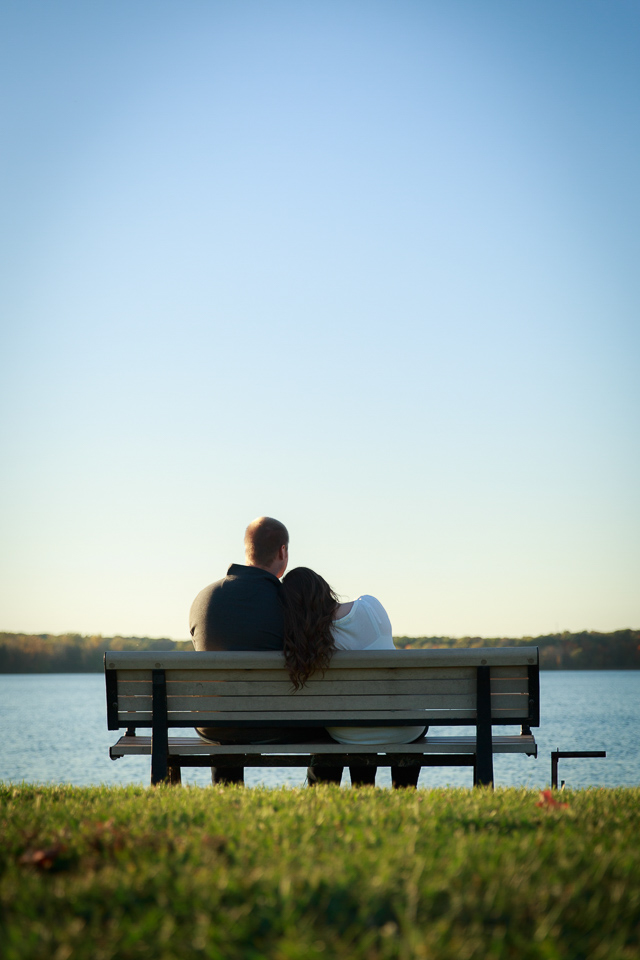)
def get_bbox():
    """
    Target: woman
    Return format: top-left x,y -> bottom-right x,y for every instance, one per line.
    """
280,566 -> 427,788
